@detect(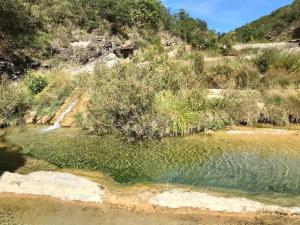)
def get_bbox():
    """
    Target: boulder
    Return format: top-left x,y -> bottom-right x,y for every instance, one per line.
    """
0,118 -> 8,128
114,40 -> 137,58
24,111 -> 37,124
0,53 -> 40,79
102,53 -> 120,68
